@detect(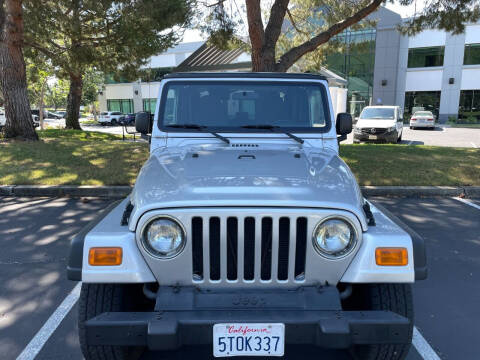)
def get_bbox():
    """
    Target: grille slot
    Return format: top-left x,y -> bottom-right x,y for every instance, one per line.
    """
191,215 -> 308,283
